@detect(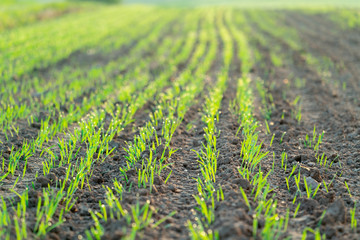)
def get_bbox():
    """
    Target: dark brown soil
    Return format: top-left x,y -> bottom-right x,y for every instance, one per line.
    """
1,9 -> 360,240
247,10 -> 360,239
